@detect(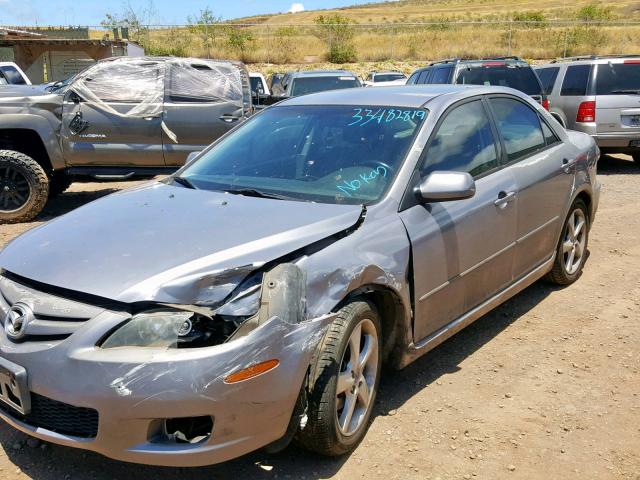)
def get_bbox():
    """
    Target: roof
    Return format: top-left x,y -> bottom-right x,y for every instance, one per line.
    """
280,84 -> 502,108
547,54 -> 640,64
288,70 -> 357,78
0,38 -> 127,47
